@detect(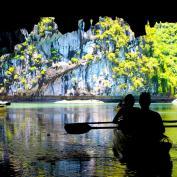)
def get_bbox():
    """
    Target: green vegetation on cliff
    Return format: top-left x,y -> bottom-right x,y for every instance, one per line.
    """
138,22 -> 177,96
94,18 -> 177,96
